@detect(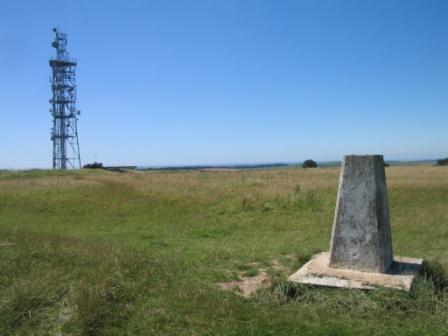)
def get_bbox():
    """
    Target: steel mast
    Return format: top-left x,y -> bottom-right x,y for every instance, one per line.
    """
49,28 -> 81,169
